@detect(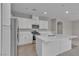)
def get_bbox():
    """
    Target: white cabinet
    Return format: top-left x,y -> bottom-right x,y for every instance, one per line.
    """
18,18 -> 32,29
18,17 -> 49,29
32,19 -> 39,25
39,20 -> 48,29
18,31 -> 32,45
36,36 -> 72,56
32,19 -> 48,29
60,38 -> 71,53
